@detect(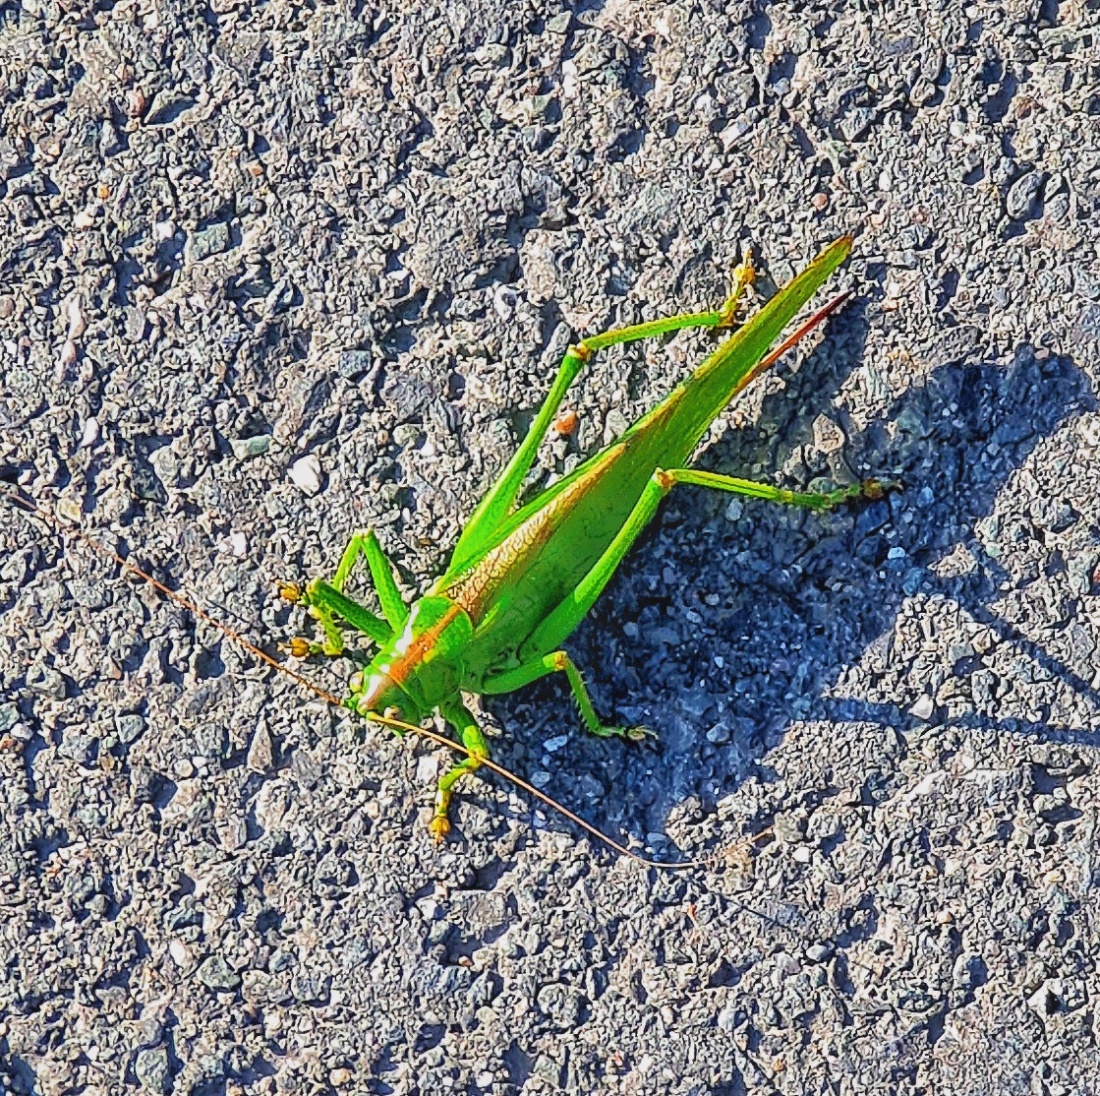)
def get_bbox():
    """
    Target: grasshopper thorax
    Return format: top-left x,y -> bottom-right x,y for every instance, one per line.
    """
348,596 -> 473,725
